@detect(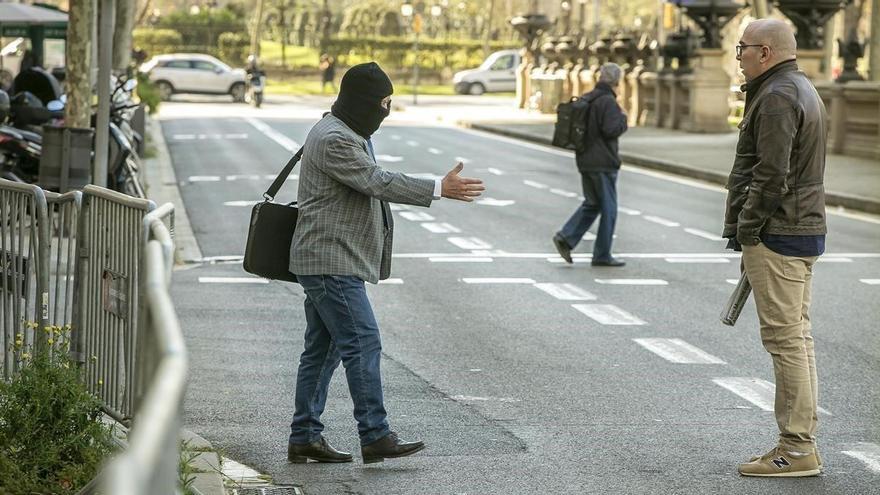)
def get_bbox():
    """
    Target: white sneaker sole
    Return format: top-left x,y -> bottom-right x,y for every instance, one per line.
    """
739,468 -> 821,477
